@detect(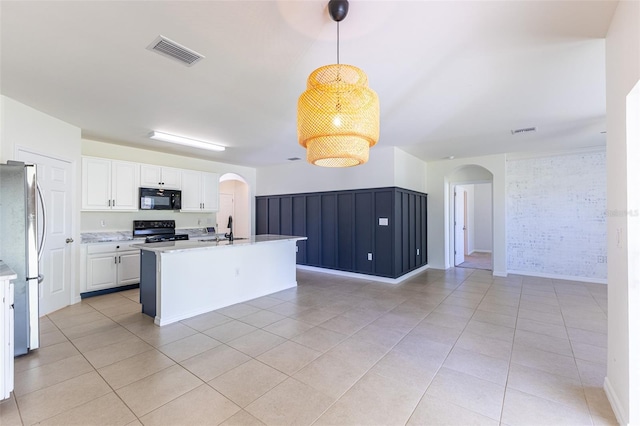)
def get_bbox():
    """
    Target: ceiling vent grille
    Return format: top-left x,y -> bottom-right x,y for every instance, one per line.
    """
511,126 -> 537,135
146,36 -> 204,67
